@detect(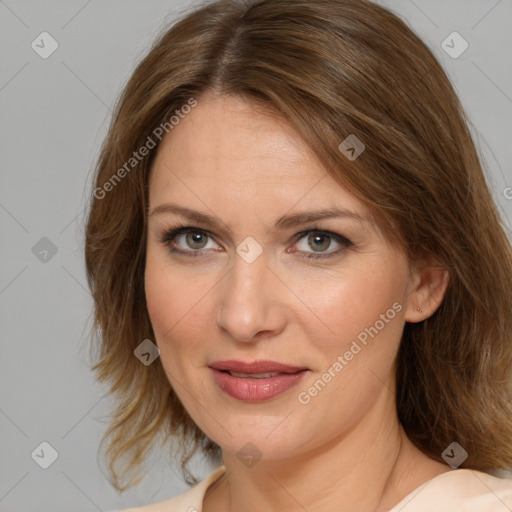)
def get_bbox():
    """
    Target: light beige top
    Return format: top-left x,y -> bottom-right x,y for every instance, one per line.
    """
113,465 -> 512,511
